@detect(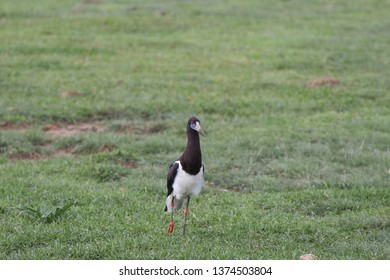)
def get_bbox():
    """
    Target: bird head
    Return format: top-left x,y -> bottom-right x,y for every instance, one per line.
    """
188,116 -> 206,137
